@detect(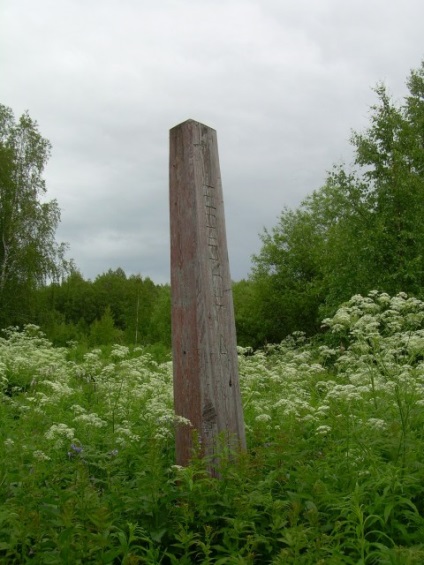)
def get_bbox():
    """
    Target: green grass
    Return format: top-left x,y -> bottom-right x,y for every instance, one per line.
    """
1,291 -> 424,563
